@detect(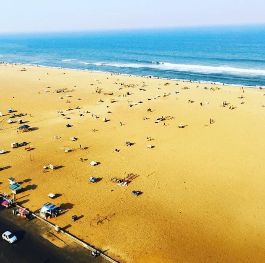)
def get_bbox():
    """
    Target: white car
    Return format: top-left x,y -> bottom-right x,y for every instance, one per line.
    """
2,231 -> 17,244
